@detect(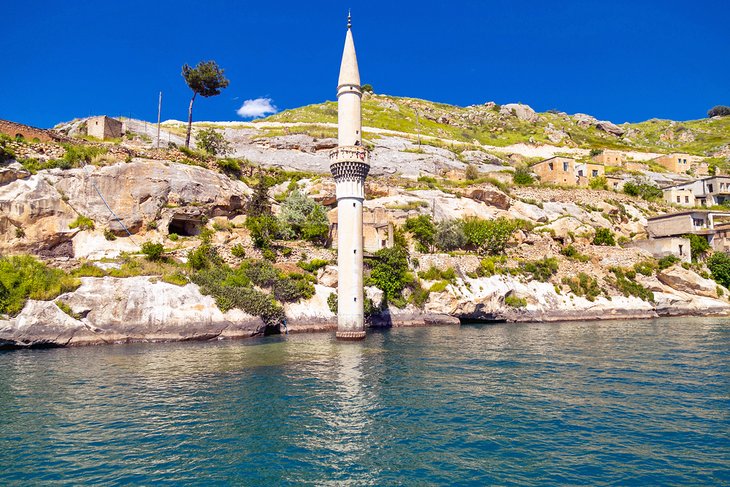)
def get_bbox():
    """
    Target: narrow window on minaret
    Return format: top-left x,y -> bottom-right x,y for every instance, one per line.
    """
354,298 -> 357,302
353,203 -> 356,207
354,249 -> 357,254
